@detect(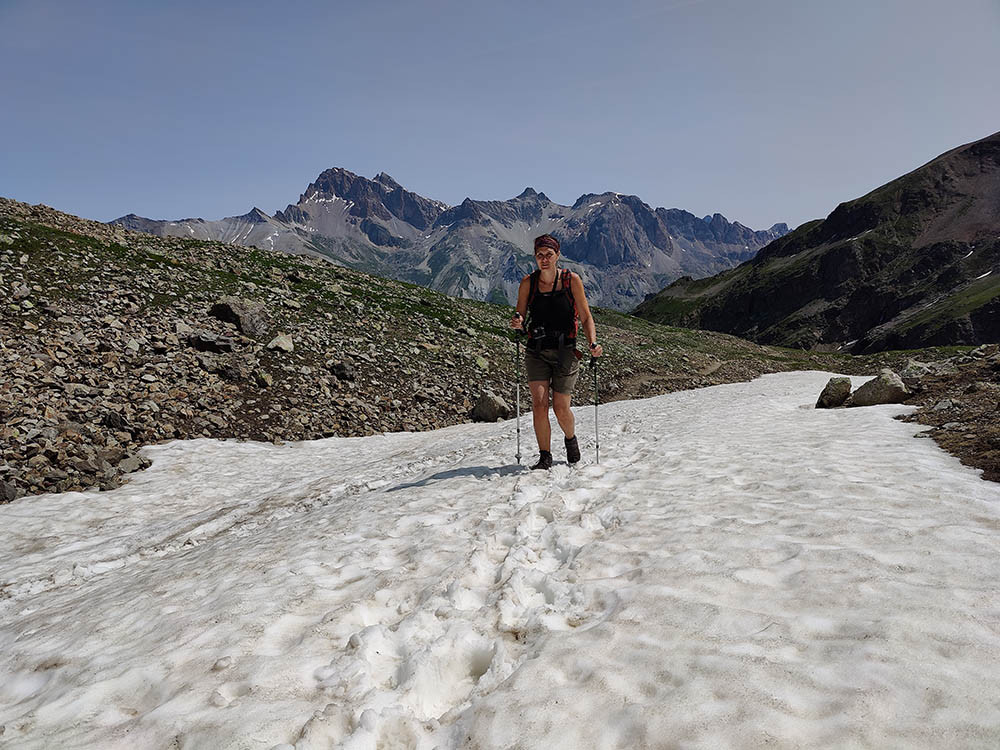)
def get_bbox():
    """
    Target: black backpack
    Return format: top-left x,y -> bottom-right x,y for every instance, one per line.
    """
525,268 -> 580,349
